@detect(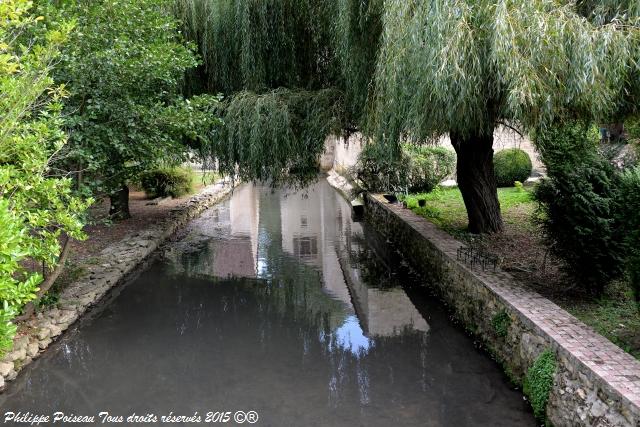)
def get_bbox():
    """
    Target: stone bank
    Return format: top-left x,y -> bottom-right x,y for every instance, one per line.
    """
364,193 -> 640,427
0,180 -> 234,391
